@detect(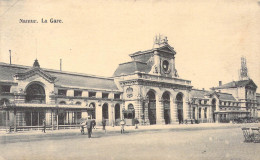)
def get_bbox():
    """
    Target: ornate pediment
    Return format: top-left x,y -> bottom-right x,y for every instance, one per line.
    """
14,60 -> 56,83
